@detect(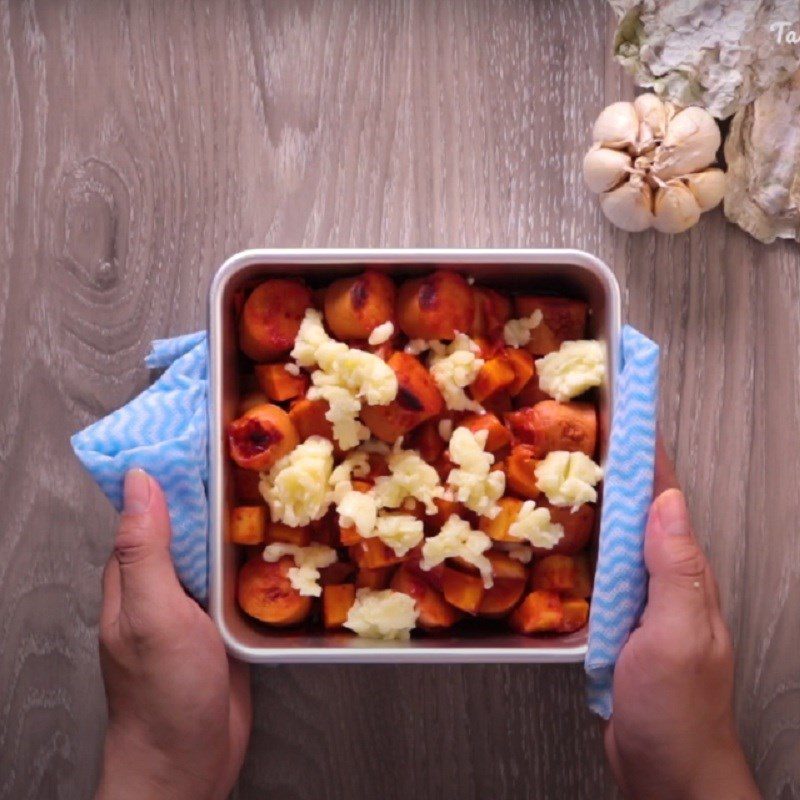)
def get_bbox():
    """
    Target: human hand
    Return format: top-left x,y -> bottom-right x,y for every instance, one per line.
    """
95,469 -> 251,800
604,442 -> 761,800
